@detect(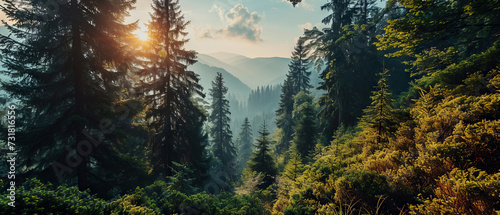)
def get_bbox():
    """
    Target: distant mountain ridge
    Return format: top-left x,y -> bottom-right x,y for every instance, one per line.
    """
198,52 -> 322,94
189,61 -> 251,101
201,52 -> 291,89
